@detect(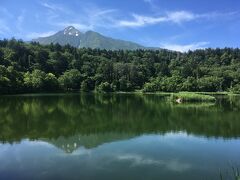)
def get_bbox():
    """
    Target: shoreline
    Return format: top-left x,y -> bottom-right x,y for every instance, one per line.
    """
1,91 -> 239,97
